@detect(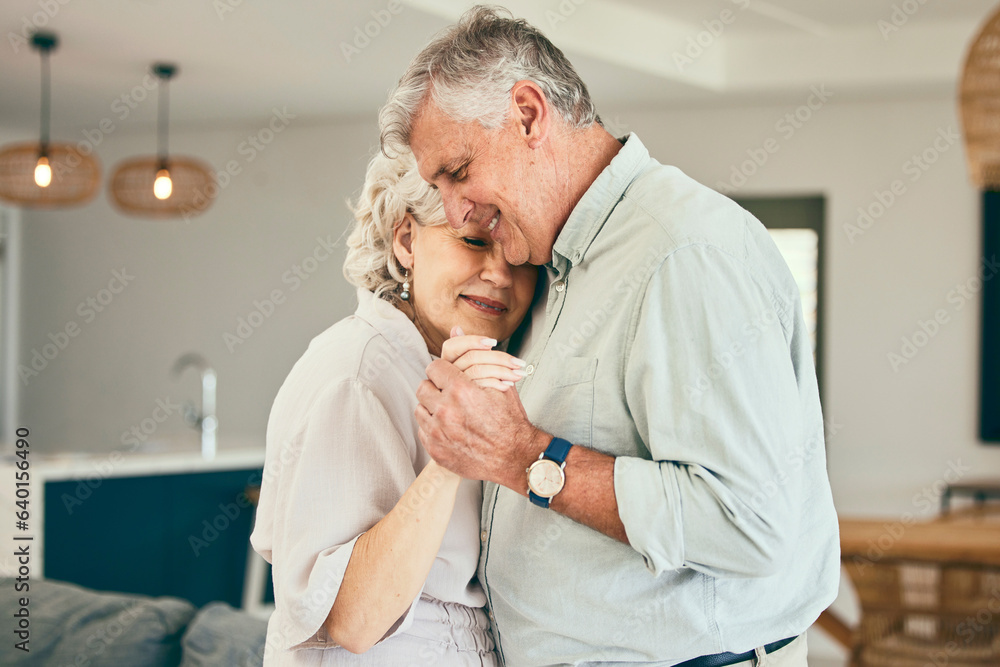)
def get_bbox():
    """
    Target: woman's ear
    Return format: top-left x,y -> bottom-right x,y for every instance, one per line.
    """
392,213 -> 416,270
